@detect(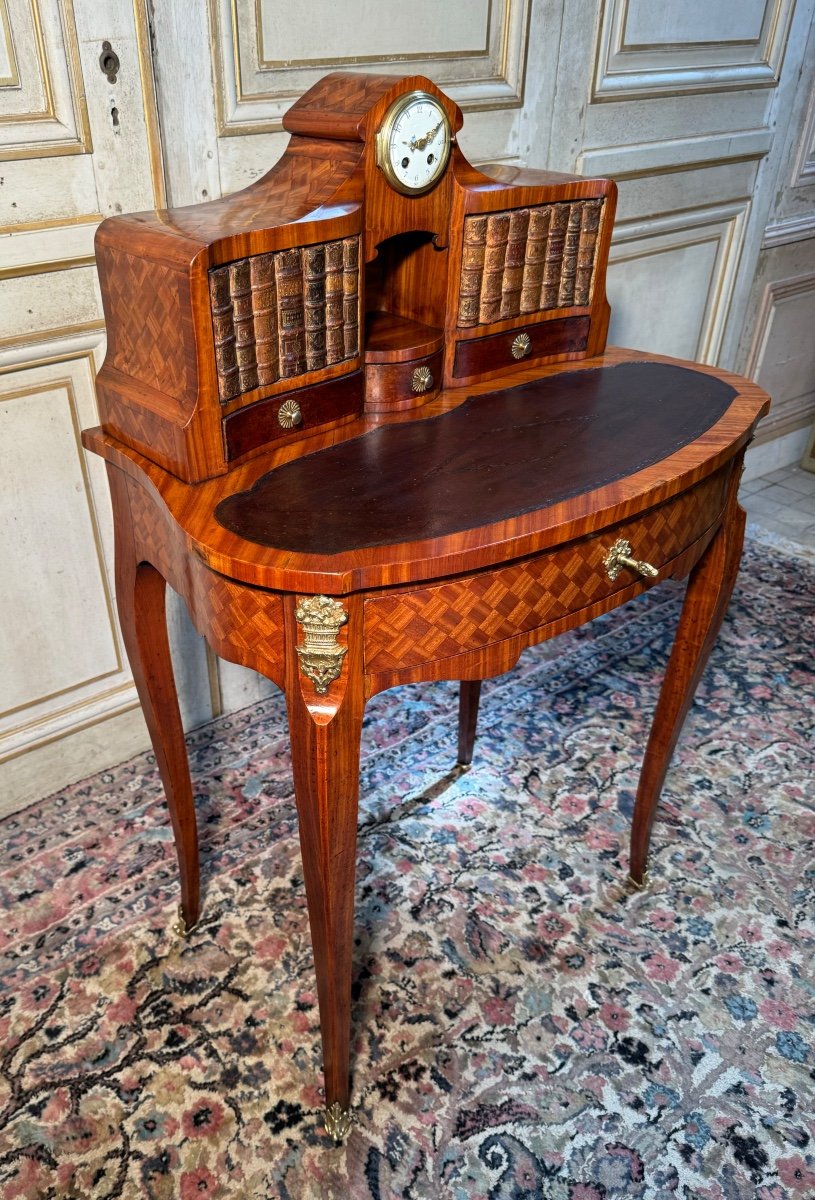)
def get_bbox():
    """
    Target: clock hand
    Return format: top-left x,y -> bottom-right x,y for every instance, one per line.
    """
416,121 -> 443,151
404,121 -> 443,153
